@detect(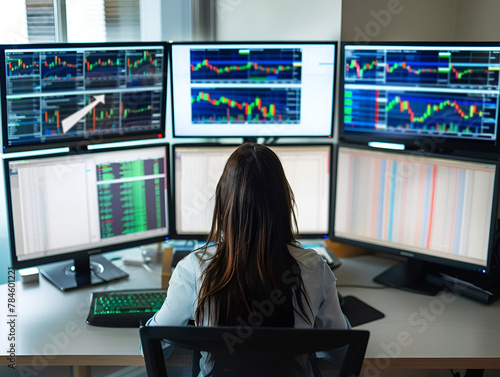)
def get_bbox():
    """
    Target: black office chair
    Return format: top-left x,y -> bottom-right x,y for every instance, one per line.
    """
140,326 -> 369,377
